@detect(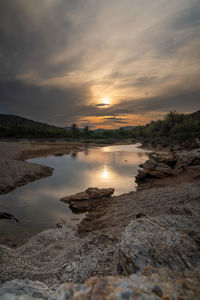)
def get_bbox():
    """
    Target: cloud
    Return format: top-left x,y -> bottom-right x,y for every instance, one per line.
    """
95,103 -> 110,107
103,117 -> 127,124
0,0 -> 200,127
